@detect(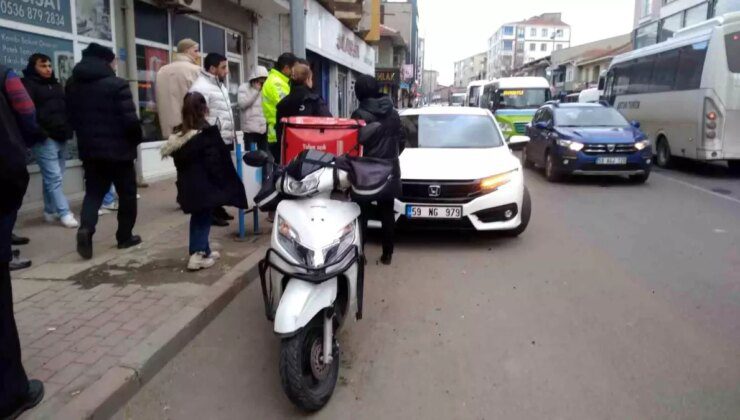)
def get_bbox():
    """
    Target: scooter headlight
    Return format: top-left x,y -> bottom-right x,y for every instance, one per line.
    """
280,170 -> 322,197
276,216 -> 314,266
323,222 -> 356,266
